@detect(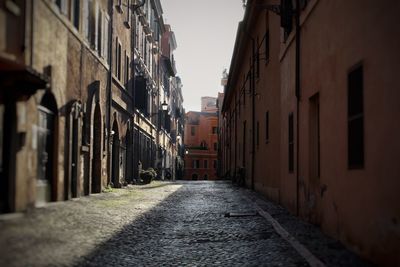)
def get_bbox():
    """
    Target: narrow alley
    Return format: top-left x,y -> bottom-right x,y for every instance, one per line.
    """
0,181 -> 370,267
1,0 -> 399,266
